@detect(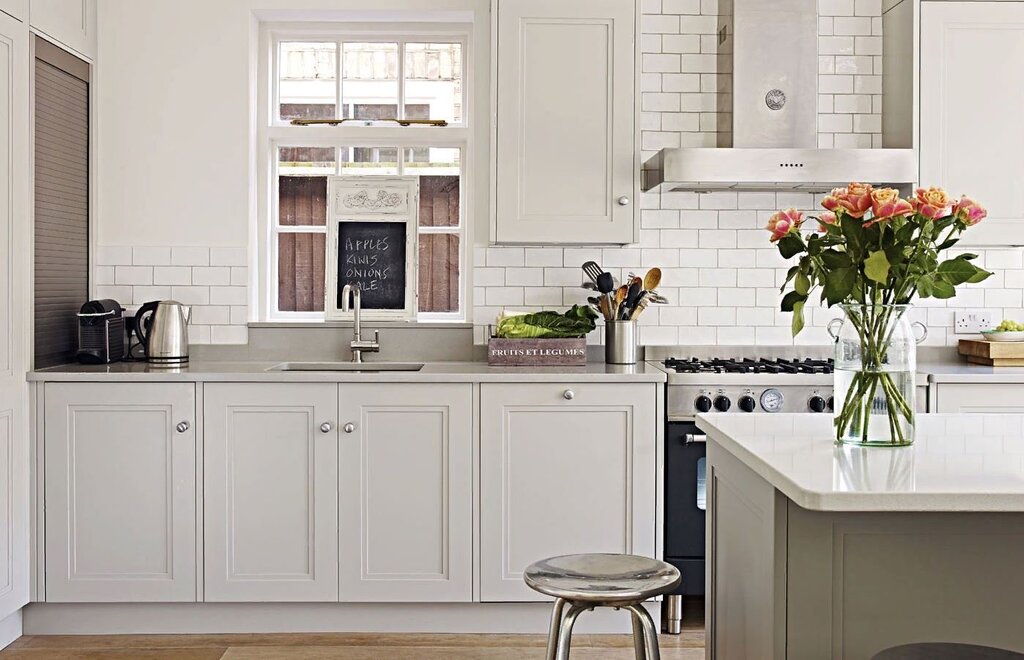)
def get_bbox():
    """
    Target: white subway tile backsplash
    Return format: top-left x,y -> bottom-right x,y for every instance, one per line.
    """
171,246 -> 210,266
153,266 -> 192,286
192,267 -> 231,286
171,285 -> 211,305
133,246 -> 171,265
115,266 -> 152,286
210,286 -> 247,306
